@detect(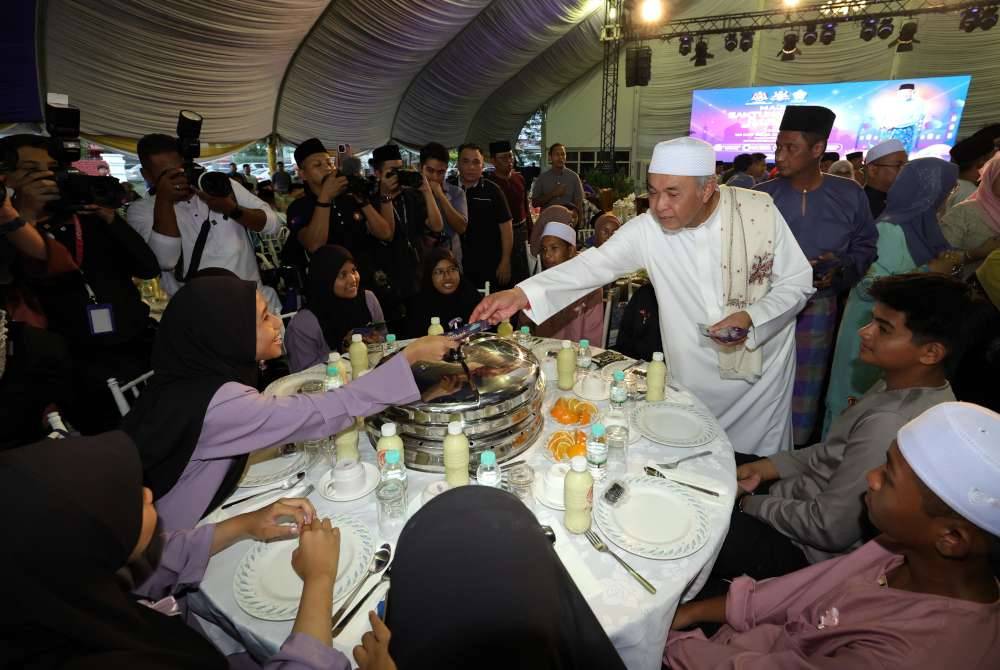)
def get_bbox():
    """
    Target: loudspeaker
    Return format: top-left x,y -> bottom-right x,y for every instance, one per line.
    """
625,46 -> 651,87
